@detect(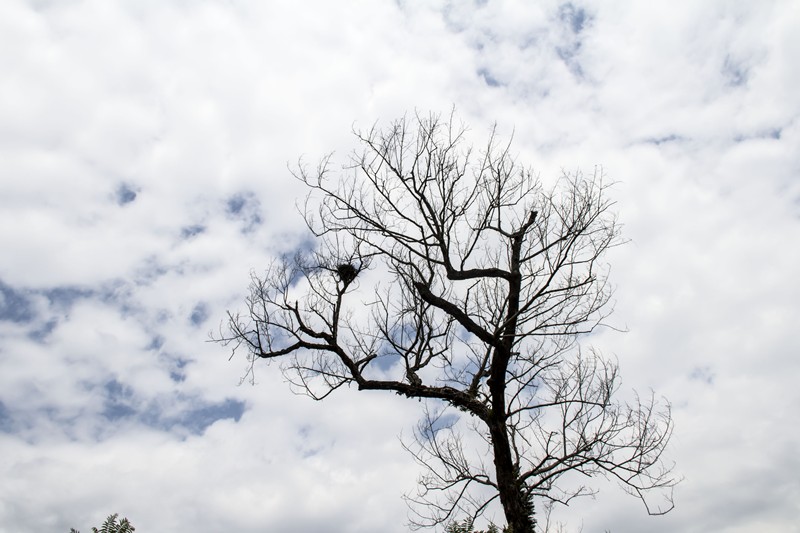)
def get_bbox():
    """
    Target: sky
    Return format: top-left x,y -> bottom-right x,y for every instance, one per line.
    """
0,0 -> 798,532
